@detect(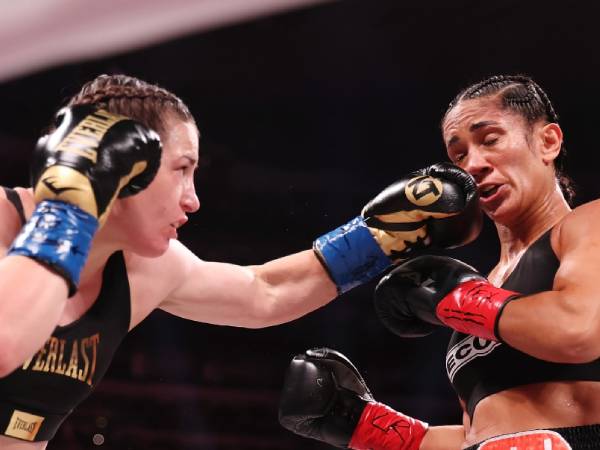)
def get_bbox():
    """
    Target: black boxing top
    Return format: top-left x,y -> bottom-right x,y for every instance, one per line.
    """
446,228 -> 600,418
0,188 -> 131,441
